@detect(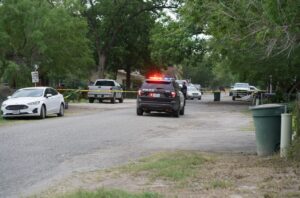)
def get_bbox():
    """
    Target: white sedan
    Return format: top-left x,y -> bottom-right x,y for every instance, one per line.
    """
1,87 -> 65,119
187,86 -> 202,100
